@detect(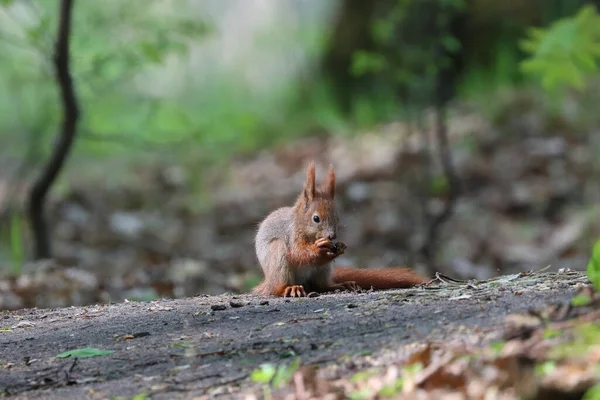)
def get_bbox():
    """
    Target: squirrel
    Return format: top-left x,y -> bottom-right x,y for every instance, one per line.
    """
253,162 -> 426,297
